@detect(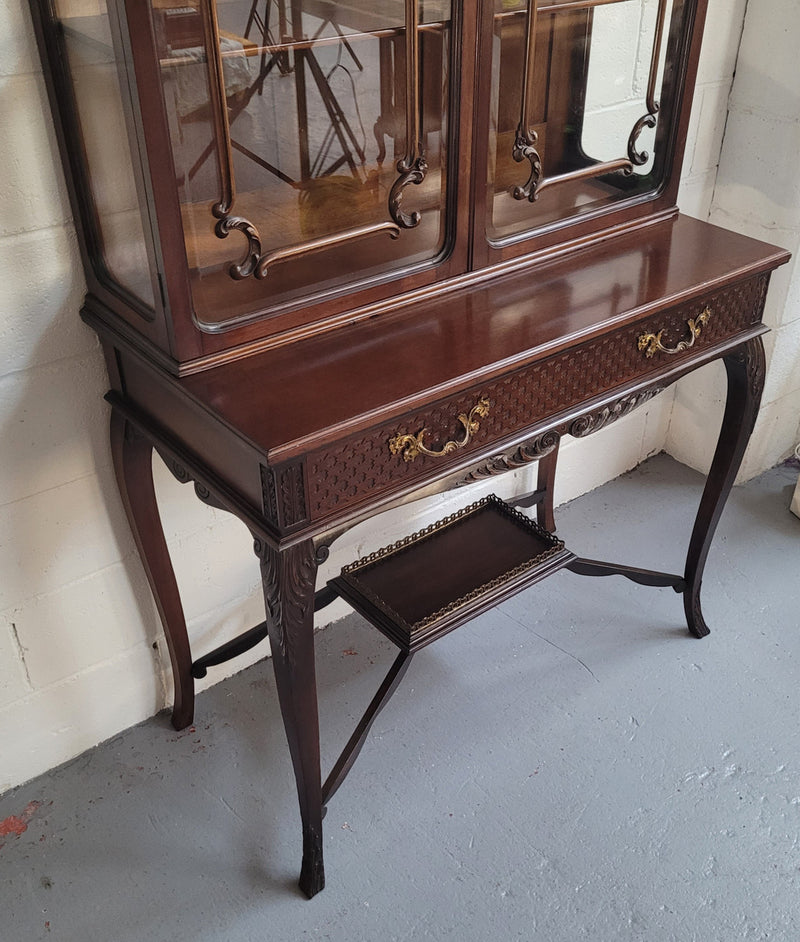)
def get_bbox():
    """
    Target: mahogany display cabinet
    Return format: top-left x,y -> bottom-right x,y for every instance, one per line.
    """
31,0 -> 790,897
